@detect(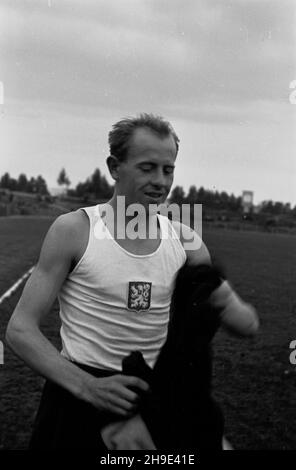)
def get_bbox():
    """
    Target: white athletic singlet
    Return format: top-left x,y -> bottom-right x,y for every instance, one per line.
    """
58,205 -> 186,371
